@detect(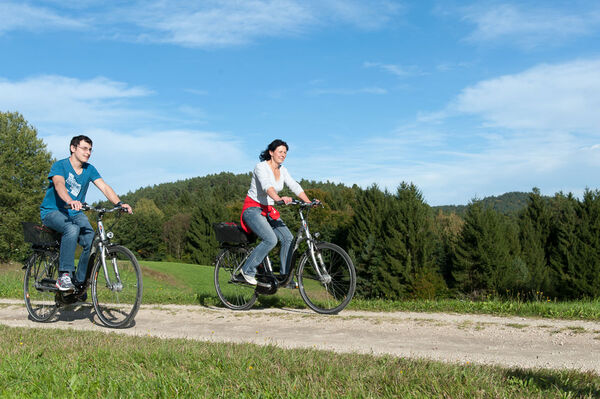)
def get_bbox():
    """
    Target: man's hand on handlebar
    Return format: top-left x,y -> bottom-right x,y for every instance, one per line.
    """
67,200 -> 84,211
